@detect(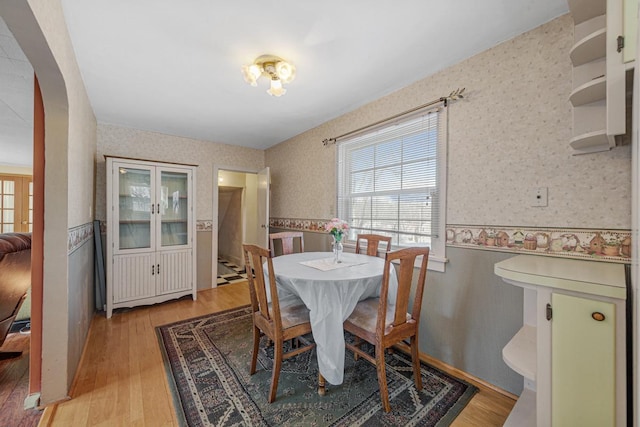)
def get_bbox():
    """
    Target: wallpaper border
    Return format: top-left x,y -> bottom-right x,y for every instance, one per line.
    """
269,217 -> 632,264
269,217 -> 329,234
68,222 -> 94,254
446,225 -> 631,264
196,220 -> 213,232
